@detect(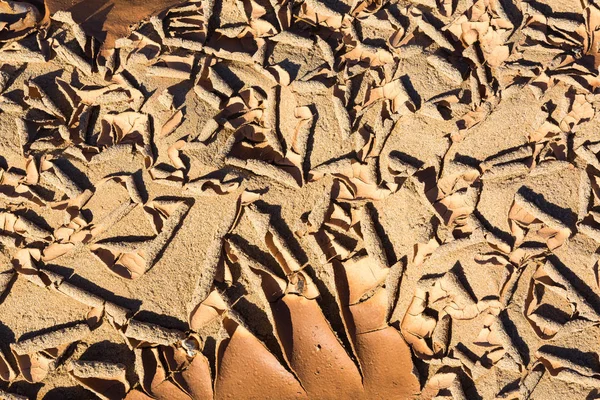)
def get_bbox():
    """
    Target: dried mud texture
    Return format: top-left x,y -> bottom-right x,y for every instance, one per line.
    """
1,0 -> 600,398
